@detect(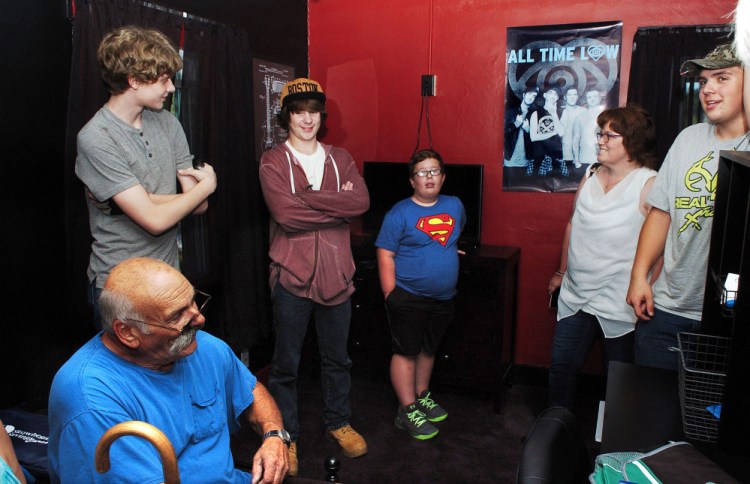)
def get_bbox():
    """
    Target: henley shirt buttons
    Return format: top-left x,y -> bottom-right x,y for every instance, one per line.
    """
148,153 -> 153,158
